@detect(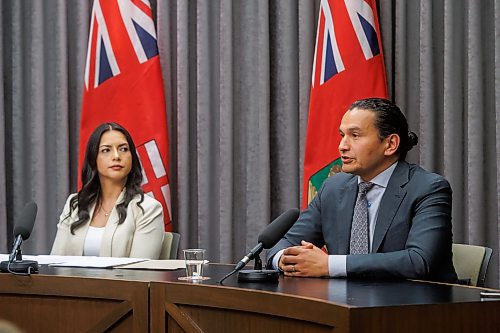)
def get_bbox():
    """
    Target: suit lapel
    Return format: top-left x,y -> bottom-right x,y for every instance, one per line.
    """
336,177 -> 358,254
371,162 -> 409,253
